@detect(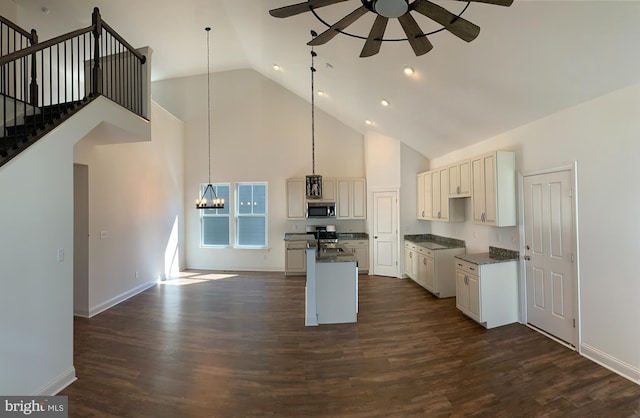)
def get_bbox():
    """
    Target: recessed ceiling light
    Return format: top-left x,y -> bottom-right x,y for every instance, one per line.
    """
381,99 -> 389,107
273,64 -> 281,71
318,90 -> 325,97
403,66 -> 415,76
365,119 -> 373,126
